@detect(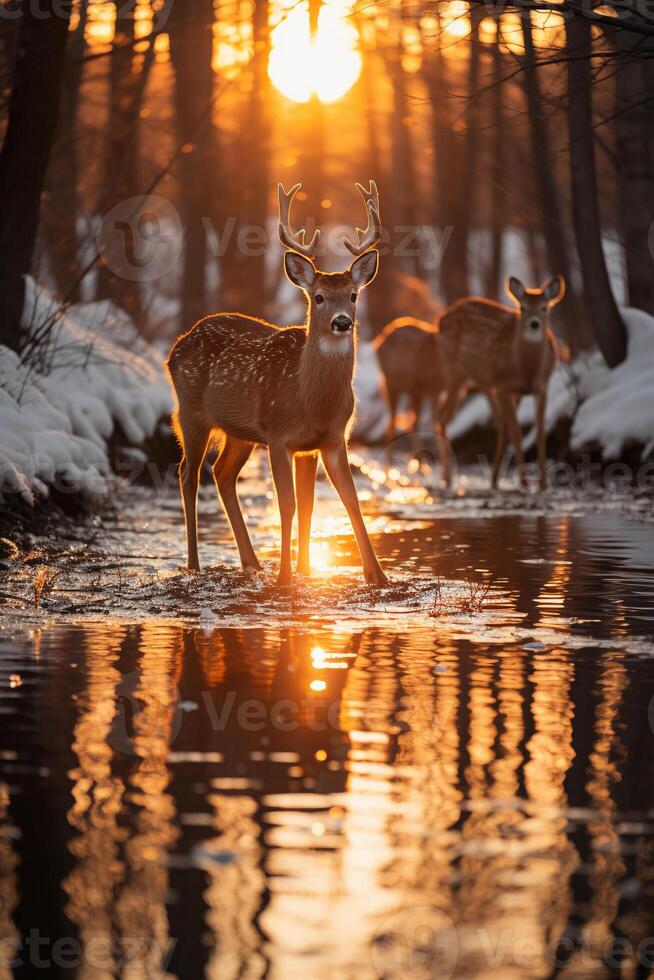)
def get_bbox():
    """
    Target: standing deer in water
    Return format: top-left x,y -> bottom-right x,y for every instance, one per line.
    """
437,276 -> 565,489
167,180 -> 388,586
